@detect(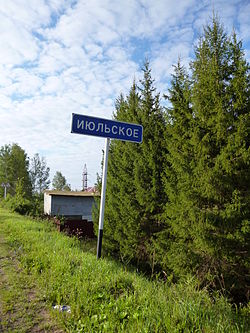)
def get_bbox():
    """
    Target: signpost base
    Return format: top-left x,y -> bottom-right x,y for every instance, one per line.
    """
96,229 -> 103,258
